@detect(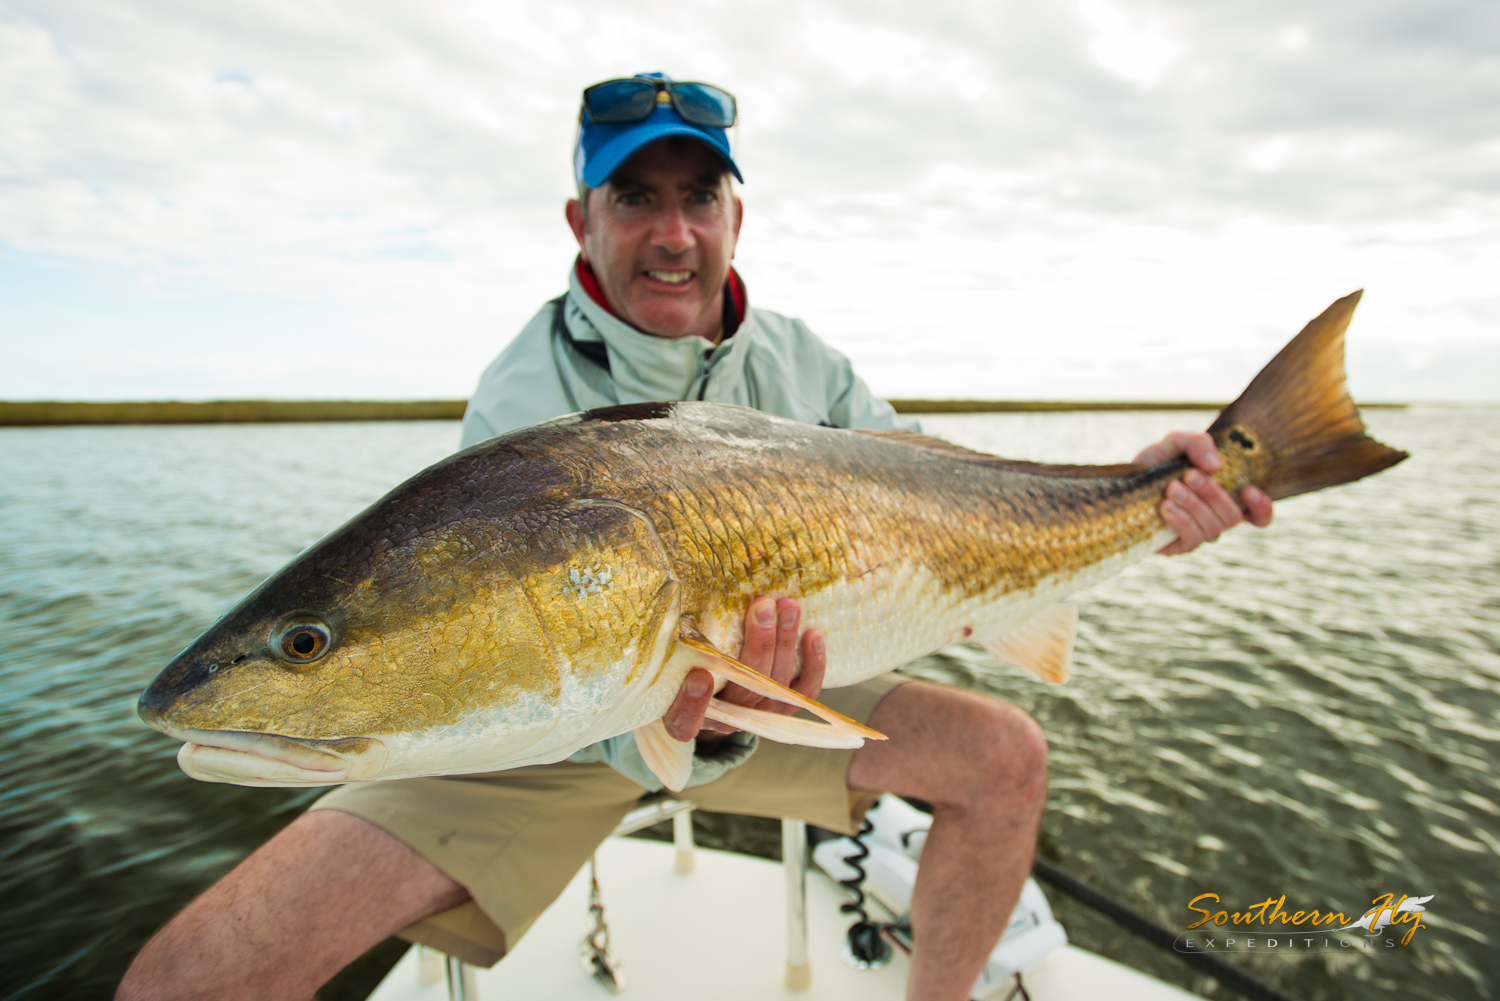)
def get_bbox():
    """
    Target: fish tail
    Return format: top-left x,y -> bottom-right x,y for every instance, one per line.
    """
1207,290 -> 1408,501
